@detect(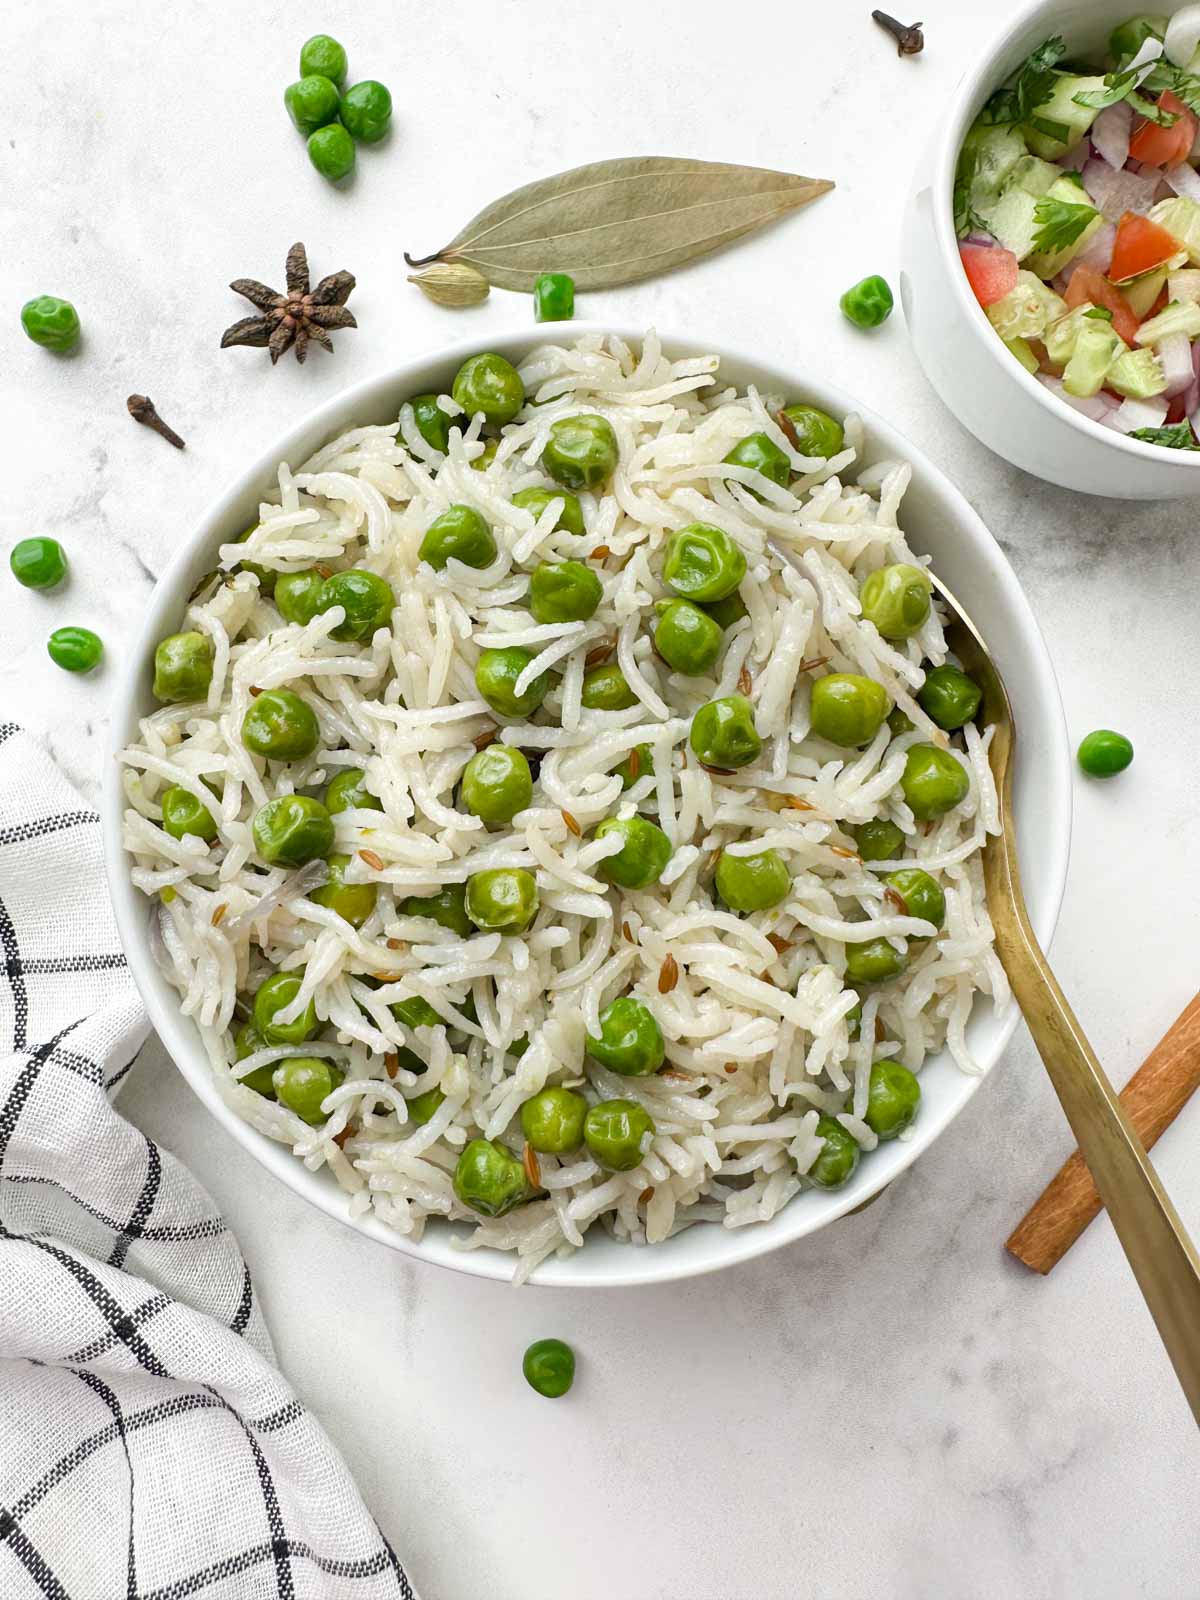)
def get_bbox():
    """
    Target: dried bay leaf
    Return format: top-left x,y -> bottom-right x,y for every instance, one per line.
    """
404,156 -> 834,292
